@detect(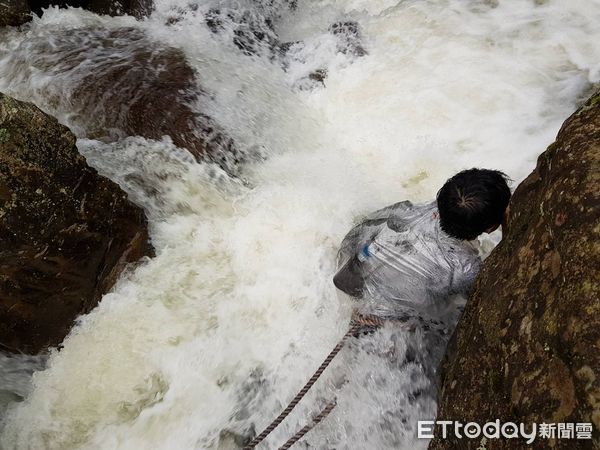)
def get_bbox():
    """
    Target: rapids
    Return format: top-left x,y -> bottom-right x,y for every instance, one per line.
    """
0,0 -> 599,448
